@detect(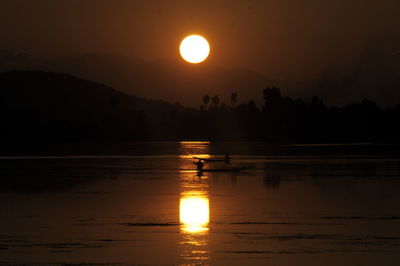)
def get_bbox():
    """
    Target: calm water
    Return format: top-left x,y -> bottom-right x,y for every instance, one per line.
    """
0,142 -> 400,265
